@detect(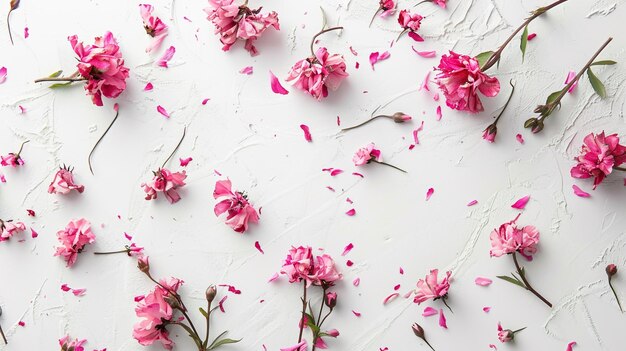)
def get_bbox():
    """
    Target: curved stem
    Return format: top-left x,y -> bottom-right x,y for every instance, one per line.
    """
609,279 -> 623,312
179,308 -> 202,347
311,288 -> 327,351
161,127 -> 187,169
413,0 -> 431,7
34,77 -> 87,83
93,249 -> 128,255
441,298 -> 453,314
15,140 -> 29,157
493,80 -> 516,125
369,7 -> 381,27
203,300 -> 212,347
396,28 -> 408,42
297,280 -> 307,343
310,27 -> 344,57
7,12 -> 14,46
371,159 -> 407,173
341,115 -> 390,131
88,108 -> 120,175
423,339 -> 436,351
614,166 -> 626,172
512,252 -> 552,307
0,324 -> 6,344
